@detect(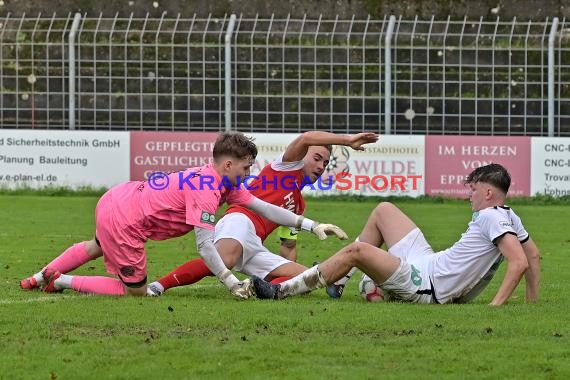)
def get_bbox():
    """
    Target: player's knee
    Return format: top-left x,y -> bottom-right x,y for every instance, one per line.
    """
125,285 -> 147,296
85,239 -> 103,257
340,242 -> 366,263
374,201 -> 396,216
